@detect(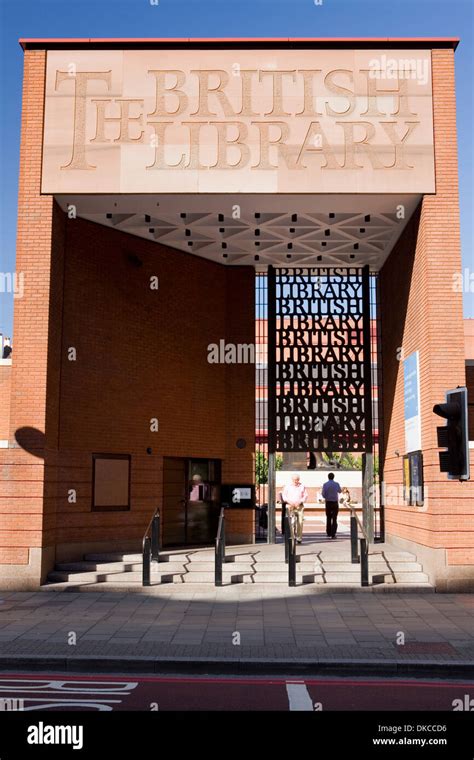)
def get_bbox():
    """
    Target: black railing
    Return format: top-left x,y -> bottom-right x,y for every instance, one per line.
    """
255,503 -> 268,542
350,512 -> 360,564
349,507 -> 369,587
215,507 -> 226,587
142,508 -> 160,587
284,514 -> 296,587
280,499 -> 287,536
